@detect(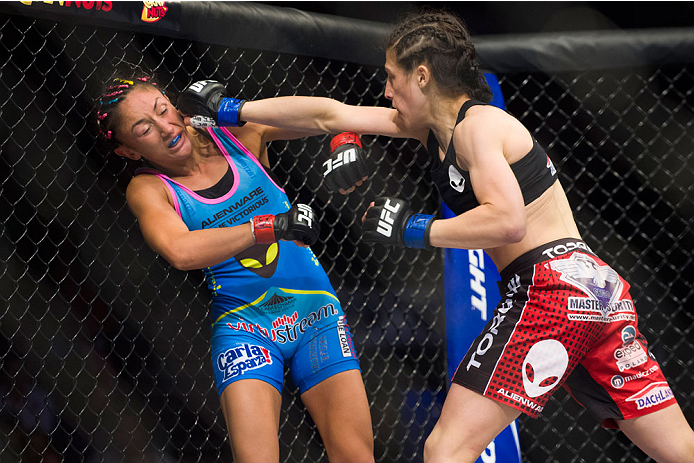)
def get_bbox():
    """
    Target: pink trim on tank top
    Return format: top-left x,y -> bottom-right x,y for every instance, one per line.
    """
133,127 -> 281,217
